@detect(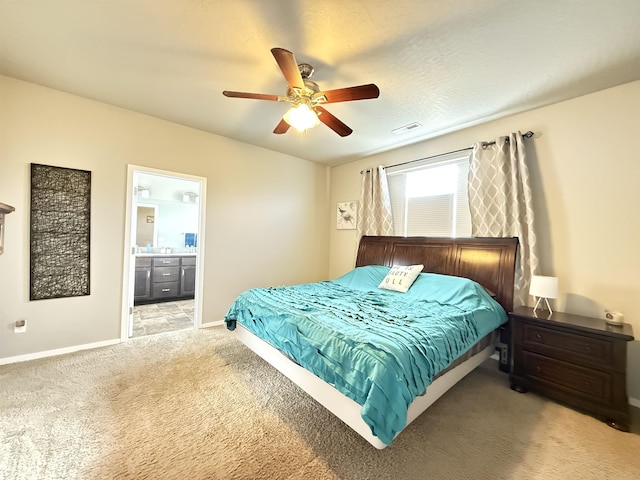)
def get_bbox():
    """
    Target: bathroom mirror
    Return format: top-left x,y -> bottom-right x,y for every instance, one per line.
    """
135,203 -> 159,249
0,201 -> 16,255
